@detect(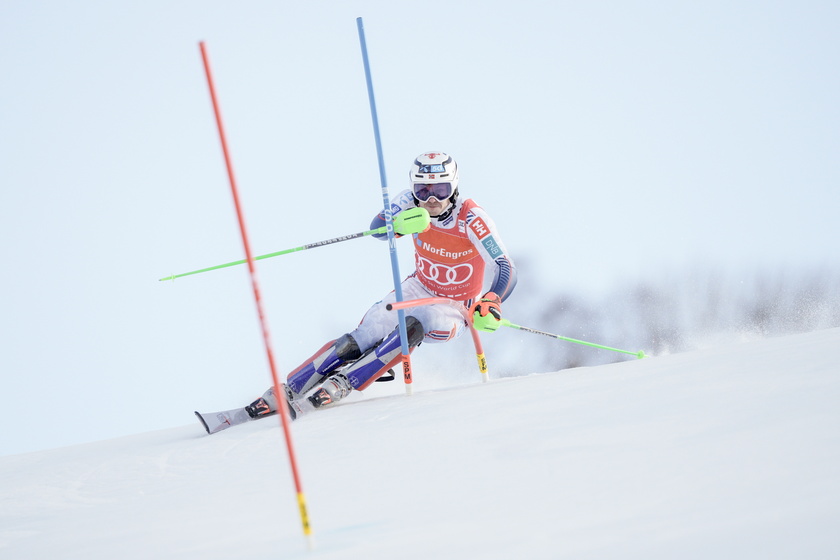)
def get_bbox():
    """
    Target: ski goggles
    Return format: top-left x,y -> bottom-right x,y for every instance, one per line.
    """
412,182 -> 453,202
